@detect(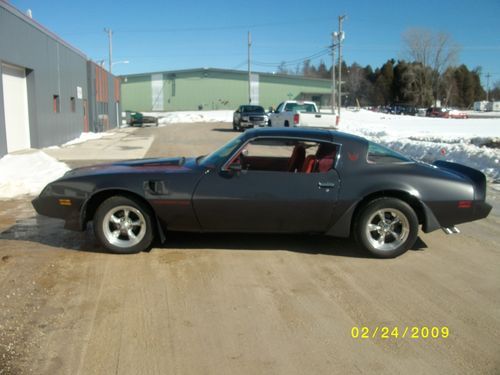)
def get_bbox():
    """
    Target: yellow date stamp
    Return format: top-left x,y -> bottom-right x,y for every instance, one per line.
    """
351,326 -> 449,339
